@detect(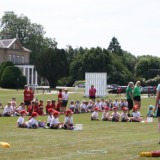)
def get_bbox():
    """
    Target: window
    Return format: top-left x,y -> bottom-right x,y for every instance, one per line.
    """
17,56 -> 20,64
22,56 -> 24,64
8,55 -> 11,61
12,55 -> 15,64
